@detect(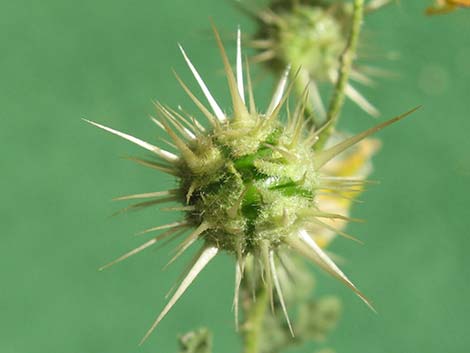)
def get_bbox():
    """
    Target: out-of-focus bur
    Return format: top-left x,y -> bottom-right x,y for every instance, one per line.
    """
85,24 -> 418,344
246,0 -> 391,123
